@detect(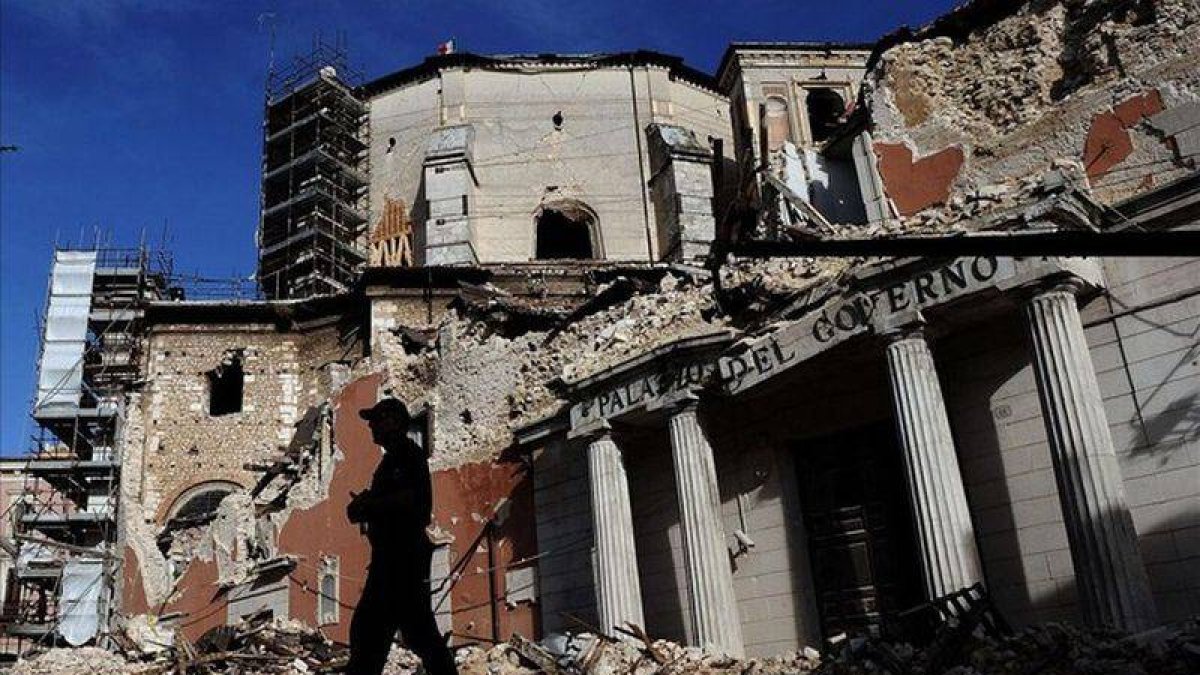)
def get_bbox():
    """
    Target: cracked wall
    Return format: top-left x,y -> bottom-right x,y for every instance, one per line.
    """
370,272 -> 729,468
134,325 -> 344,519
116,322 -> 348,621
866,0 -> 1200,216
368,63 -> 734,264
